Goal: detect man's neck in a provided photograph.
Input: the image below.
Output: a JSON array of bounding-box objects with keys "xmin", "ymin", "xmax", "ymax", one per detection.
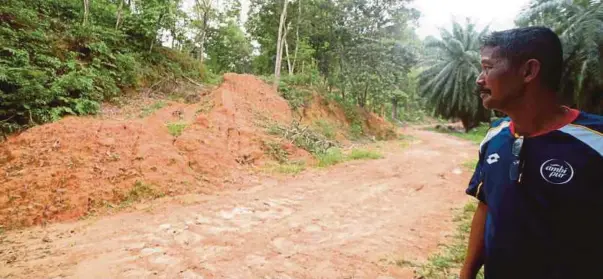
[{"xmin": 505, "ymin": 93, "xmax": 566, "ymax": 136}]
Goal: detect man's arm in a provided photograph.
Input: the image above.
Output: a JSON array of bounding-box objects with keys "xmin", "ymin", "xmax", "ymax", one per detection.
[{"xmin": 460, "ymin": 201, "xmax": 488, "ymax": 279}]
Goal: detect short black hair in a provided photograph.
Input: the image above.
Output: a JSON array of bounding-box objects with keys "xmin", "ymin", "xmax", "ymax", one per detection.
[{"xmin": 481, "ymin": 26, "xmax": 563, "ymax": 91}]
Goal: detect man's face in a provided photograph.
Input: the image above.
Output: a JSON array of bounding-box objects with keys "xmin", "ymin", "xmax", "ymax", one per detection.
[{"xmin": 476, "ymin": 46, "xmax": 524, "ymax": 112}]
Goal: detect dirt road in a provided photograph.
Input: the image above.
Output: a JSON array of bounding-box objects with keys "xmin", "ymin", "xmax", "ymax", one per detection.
[{"xmin": 0, "ymin": 128, "xmax": 476, "ymax": 279}]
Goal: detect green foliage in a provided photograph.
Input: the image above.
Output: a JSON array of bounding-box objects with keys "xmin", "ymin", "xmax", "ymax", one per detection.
[
  {"xmin": 349, "ymin": 123, "xmax": 364, "ymax": 139},
  {"xmin": 416, "ymin": 202, "xmax": 484, "ymax": 279},
  {"xmin": 0, "ymin": 0, "xmax": 205, "ymax": 134},
  {"xmin": 166, "ymin": 122, "xmax": 187, "ymax": 137},
  {"xmin": 419, "ymin": 20, "xmax": 491, "ymax": 131},
  {"xmin": 316, "ymin": 147, "xmax": 345, "ymax": 167},
  {"xmin": 120, "ymin": 181, "xmax": 164, "ymax": 207},
  {"xmin": 263, "ymin": 141, "xmax": 289, "ymax": 163},
  {"xmin": 205, "ymin": 20, "xmax": 253, "ymax": 74},
  {"xmin": 314, "ymin": 120, "xmax": 336, "ymax": 140},
  {"xmin": 247, "ymin": 0, "xmax": 421, "ymax": 114},
  {"xmin": 463, "ymin": 158, "xmax": 479, "ymax": 170},
  {"xmin": 278, "ymin": 82, "xmax": 313, "ymax": 110},
  {"xmin": 140, "ymin": 101, "xmax": 167, "ymax": 117},
  {"xmin": 431, "ymin": 123, "xmax": 489, "ymax": 144},
  {"xmin": 348, "ymin": 149, "xmax": 383, "ymax": 160},
  {"xmin": 517, "ymin": 0, "xmax": 603, "ymax": 114},
  {"xmin": 268, "ymin": 121, "xmax": 337, "ymax": 154},
  {"xmin": 265, "ymin": 160, "xmax": 306, "ymax": 175}
]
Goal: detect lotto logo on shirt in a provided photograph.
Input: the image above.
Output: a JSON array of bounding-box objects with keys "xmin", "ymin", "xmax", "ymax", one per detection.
[{"xmin": 540, "ymin": 159, "xmax": 575, "ymax": 184}]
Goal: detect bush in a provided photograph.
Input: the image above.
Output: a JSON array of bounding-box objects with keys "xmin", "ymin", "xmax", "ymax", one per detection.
[
  {"xmin": 348, "ymin": 149, "xmax": 383, "ymax": 160},
  {"xmin": 166, "ymin": 122, "xmax": 187, "ymax": 137},
  {"xmin": 268, "ymin": 121, "xmax": 337, "ymax": 155},
  {"xmin": 316, "ymin": 148, "xmax": 345, "ymax": 167},
  {"xmin": 0, "ymin": 0, "xmax": 206, "ymax": 135},
  {"xmin": 314, "ymin": 119, "xmax": 337, "ymax": 140}
]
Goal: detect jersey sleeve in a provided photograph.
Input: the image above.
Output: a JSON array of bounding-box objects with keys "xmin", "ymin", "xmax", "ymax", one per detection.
[{"xmin": 465, "ymin": 150, "xmax": 486, "ymax": 203}]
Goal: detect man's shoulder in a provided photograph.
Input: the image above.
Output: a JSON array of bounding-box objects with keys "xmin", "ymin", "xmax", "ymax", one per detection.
[
  {"xmin": 558, "ymin": 111, "xmax": 603, "ymax": 157},
  {"xmin": 479, "ymin": 117, "xmax": 511, "ymax": 151},
  {"xmin": 490, "ymin": 117, "xmax": 512, "ymax": 129},
  {"xmin": 572, "ymin": 111, "xmax": 603, "ymax": 132}
]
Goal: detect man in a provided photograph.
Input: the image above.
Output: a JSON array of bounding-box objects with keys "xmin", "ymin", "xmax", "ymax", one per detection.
[{"xmin": 460, "ymin": 27, "xmax": 603, "ymax": 279}]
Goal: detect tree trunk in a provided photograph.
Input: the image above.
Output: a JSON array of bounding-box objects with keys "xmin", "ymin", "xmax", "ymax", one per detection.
[
  {"xmin": 83, "ymin": 0, "xmax": 90, "ymax": 26},
  {"xmin": 291, "ymin": 0, "xmax": 301, "ymax": 73},
  {"xmin": 149, "ymin": 12, "xmax": 165, "ymax": 53},
  {"xmin": 273, "ymin": 0, "xmax": 288, "ymax": 91},
  {"xmin": 285, "ymin": 37, "xmax": 292, "ymax": 75},
  {"xmin": 115, "ymin": 0, "xmax": 124, "ymax": 29},
  {"xmin": 391, "ymin": 98, "xmax": 398, "ymax": 120},
  {"xmin": 195, "ymin": 0, "xmax": 211, "ymax": 63}
]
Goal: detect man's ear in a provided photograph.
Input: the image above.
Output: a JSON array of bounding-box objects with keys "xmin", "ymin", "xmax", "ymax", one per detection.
[{"xmin": 522, "ymin": 59, "xmax": 541, "ymax": 83}]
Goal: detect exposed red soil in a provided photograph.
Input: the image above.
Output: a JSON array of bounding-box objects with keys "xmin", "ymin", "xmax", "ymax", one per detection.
[
  {"xmin": 301, "ymin": 95, "xmax": 398, "ymax": 141},
  {"xmin": 0, "ymin": 128, "xmax": 477, "ymax": 279},
  {"xmin": 0, "ymin": 74, "xmax": 310, "ymax": 229}
]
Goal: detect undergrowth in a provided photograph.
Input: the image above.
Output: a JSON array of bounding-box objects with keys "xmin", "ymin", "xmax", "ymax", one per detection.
[
  {"xmin": 415, "ymin": 202, "xmax": 484, "ymax": 279},
  {"xmin": 314, "ymin": 119, "xmax": 337, "ymax": 140},
  {"xmin": 317, "ymin": 147, "xmax": 383, "ymax": 168},
  {"xmin": 268, "ymin": 121, "xmax": 337, "ymax": 155},
  {"xmin": 140, "ymin": 101, "xmax": 167, "ymax": 118},
  {"xmin": 348, "ymin": 149, "xmax": 383, "ymax": 160},
  {"xmin": 430, "ymin": 123, "xmax": 490, "ymax": 144},
  {"xmin": 119, "ymin": 181, "xmax": 164, "ymax": 208},
  {"xmin": 166, "ymin": 122, "xmax": 188, "ymax": 137},
  {"xmin": 0, "ymin": 0, "xmax": 205, "ymax": 135},
  {"xmin": 264, "ymin": 160, "xmax": 307, "ymax": 175},
  {"xmin": 316, "ymin": 148, "xmax": 345, "ymax": 167},
  {"xmin": 463, "ymin": 159, "xmax": 479, "ymax": 170}
]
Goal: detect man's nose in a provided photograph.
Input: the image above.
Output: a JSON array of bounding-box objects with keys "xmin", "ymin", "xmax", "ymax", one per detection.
[{"xmin": 476, "ymin": 71, "xmax": 485, "ymax": 86}]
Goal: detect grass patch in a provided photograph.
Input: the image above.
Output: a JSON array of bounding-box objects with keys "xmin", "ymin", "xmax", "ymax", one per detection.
[
  {"xmin": 263, "ymin": 141, "xmax": 289, "ymax": 163},
  {"xmin": 316, "ymin": 147, "xmax": 382, "ymax": 168},
  {"xmin": 265, "ymin": 160, "xmax": 307, "ymax": 175},
  {"xmin": 348, "ymin": 149, "xmax": 383, "ymax": 160},
  {"xmin": 316, "ymin": 148, "xmax": 345, "ymax": 167},
  {"xmin": 140, "ymin": 101, "xmax": 167, "ymax": 117},
  {"xmin": 166, "ymin": 122, "xmax": 188, "ymax": 137},
  {"xmin": 267, "ymin": 121, "xmax": 337, "ymax": 155},
  {"xmin": 430, "ymin": 124, "xmax": 490, "ymax": 144},
  {"xmin": 349, "ymin": 122, "xmax": 364, "ymax": 139},
  {"xmin": 463, "ymin": 159, "xmax": 479, "ymax": 170},
  {"xmin": 314, "ymin": 119, "xmax": 337, "ymax": 140},
  {"xmin": 415, "ymin": 202, "xmax": 484, "ymax": 279},
  {"xmin": 120, "ymin": 181, "xmax": 164, "ymax": 208}
]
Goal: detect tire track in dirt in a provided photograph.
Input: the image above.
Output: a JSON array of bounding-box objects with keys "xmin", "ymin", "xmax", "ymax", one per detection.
[{"xmin": 0, "ymin": 128, "xmax": 477, "ymax": 279}]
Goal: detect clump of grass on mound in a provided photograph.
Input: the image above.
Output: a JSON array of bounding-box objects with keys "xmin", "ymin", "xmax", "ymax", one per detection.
[
  {"xmin": 268, "ymin": 121, "xmax": 337, "ymax": 155},
  {"xmin": 119, "ymin": 181, "xmax": 165, "ymax": 208},
  {"xmin": 140, "ymin": 101, "xmax": 167, "ymax": 117},
  {"xmin": 314, "ymin": 119, "xmax": 337, "ymax": 140},
  {"xmin": 166, "ymin": 122, "xmax": 188, "ymax": 137}
]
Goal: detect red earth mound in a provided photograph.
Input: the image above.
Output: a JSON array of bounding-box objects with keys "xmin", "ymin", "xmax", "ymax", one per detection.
[
  {"xmin": 301, "ymin": 95, "xmax": 397, "ymax": 140},
  {"xmin": 0, "ymin": 74, "xmax": 301, "ymax": 228}
]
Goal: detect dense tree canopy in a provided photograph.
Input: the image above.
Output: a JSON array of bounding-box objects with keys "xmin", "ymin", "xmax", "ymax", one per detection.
[
  {"xmin": 2, "ymin": 0, "xmax": 600, "ymax": 136},
  {"xmin": 517, "ymin": 0, "xmax": 603, "ymax": 114},
  {"xmin": 418, "ymin": 21, "xmax": 490, "ymax": 131}
]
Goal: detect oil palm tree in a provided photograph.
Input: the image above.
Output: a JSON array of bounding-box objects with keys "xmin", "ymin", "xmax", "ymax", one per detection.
[
  {"xmin": 419, "ymin": 20, "xmax": 490, "ymax": 132},
  {"xmin": 517, "ymin": 0, "xmax": 603, "ymax": 114}
]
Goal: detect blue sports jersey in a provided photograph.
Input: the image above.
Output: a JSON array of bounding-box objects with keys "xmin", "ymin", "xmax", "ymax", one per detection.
[{"xmin": 466, "ymin": 111, "xmax": 603, "ymax": 279}]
